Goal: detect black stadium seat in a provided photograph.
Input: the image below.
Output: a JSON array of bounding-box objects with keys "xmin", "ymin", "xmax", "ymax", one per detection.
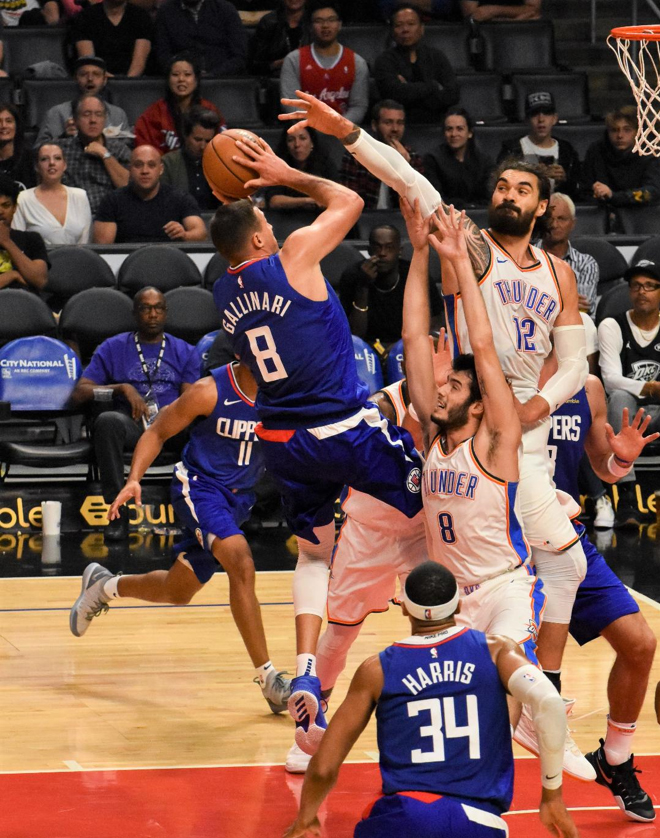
[
  {"xmin": 118, "ymin": 246, "xmax": 202, "ymax": 296},
  {"xmin": 46, "ymin": 247, "xmax": 116, "ymax": 310},
  {"xmin": 572, "ymin": 205, "xmax": 607, "ymax": 236},
  {"xmin": 405, "ymin": 125, "xmax": 444, "ymax": 158},
  {"xmin": 0, "ymin": 290, "xmax": 57, "ymax": 346},
  {"xmin": 106, "ymin": 78, "xmax": 164, "ymax": 127},
  {"xmin": 357, "ymin": 210, "xmax": 408, "ymax": 240},
  {"xmin": 424, "ymin": 23, "xmax": 473, "ymax": 73},
  {"xmin": 164, "ymin": 287, "xmax": 220, "ymax": 345},
  {"xmin": 617, "ymin": 206, "xmax": 660, "ymax": 236},
  {"xmin": 553, "ymin": 124, "xmax": 604, "ymax": 161},
  {"xmin": 340, "ymin": 25, "xmax": 391, "ymax": 71},
  {"xmin": 202, "ymin": 78, "xmax": 263, "ymax": 128},
  {"xmin": 23, "ymin": 79, "xmax": 79, "ymax": 130},
  {"xmin": 203, "ymin": 252, "xmax": 230, "ymax": 289},
  {"xmin": 474, "ymin": 123, "xmax": 526, "ymax": 159},
  {"xmin": 0, "ymin": 77, "xmax": 14, "ymax": 108},
  {"xmin": 456, "ymin": 73, "xmax": 506, "ymax": 124},
  {"xmin": 321, "ymin": 242, "xmax": 363, "ymax": 289},
  {"xmin": 595, "ymin": 282, "xmax": 630, "ymax": 325},
  {"xmin": 571, "ymin": 237, "xmax": 628, "ymax": 287},
  {"xmin": 3, "ymin": 28, "xmax": 66, "ymax": 76},
  {"xmin": 59, "ymin": 287, "xmax": 134, "ymax": 363},
  {"xmin": 511, "ymin": 73, "xmax": 590, "ymax": 124},
  {"xmin": 479, "ymin": 20, "xmax": 557, "ymax": 73},
  {"xmin": 631, "ymin": 236, "xmax": 660, "ymax": 266}
]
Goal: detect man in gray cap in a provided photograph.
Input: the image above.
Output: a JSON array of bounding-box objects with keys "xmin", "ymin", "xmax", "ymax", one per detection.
[
  {"xmin": 35, "ymin": 57, "xmax": 130, "ymax": 147},
  {"xmin": 598, "ymin": 259, "xmax": 660, "ymax": 526}
]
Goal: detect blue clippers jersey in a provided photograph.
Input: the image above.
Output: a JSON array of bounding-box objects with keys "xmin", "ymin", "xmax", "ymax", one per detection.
[
  {"xmin": 213, "ymin": 254, "xmax": 368, "ymax": 426},
  {"xmin": 182, "ymin": 363, "xmax": 263, "ymax": 491},
  {"xmin": 548, "ymin": 387, "xmax": 591, "ymax": 504},
  {"xmin": 376, "ymin": 627, "xmax": 514, "ymax": 813}
]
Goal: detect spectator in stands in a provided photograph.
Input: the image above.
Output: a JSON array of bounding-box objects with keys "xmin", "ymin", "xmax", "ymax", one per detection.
[
  {"xmin": 0, "ymin": 174, "xmax": 48, "ymax": 292},
  {"xmin": 73, "ymin": 0, "xmax": 153, "ymax": 77},
  {"xmin": 265, "ymin": 126, "xmax": 336, "ymax": 210},
  {"xmin": 460, "ymin": 0, "xmax": 540, "ymax": 21},
  {"xmin": 377, "ymin": 0, "xmax": 459, "ymax": 18},
  {"xmin": 72, "ymin": 287, "xmax": 200, "ymax": 540},
  {"xmin": 598, "ymin": 260, "xmax": 660, "ymax": 527},
  {"xmin": 12, "ymin": 143, "xmax": 92, "ymax": 245},
  {"xmin": 60, "ymin": 95, "xmax": 131, "ymax": 215},
  {"xmin": 248, "ymin": 0, "xmax": 309, "ymax": 77},
  {"xmin": 583, "ymin": 105, "xmax": 660, "ymax": 216},
  {"xmin": 339, "ymin": 99, "xmax": 423, "ymax": 210},
  {"xmin": 280, "ymin": 1, "xmax": 369, "ymax": 125},
  {"xmin": 339, "ymin": 222, "xmax": 442, "ymax": 346},
  {"xmin": 497, "ymin": 92, "xmax": 581, "ymax": 199},
  {"xmin": 161, "ymin": 107, "xmax": 221, "ymax": 210},
  {"xmin": 0, "ymin": 0, "xmax": 59, "ymax": 26},
  {"xmin": 424, "ymin": 107, "xmax": 492, "ymax": 208},
  {"xmin": 154, "ymin": 0, "xmax": 247, "ymax": 76},
  {"xmin": 373, "ymin": 4, "xmax": 459, "ymax": 125},
  {"xmin": 36, "ymin": 57, "xmax": 130, "ymax": 148},
  {"xmin": 537, "ymin": 192, "xmax": 598, "ymax": 318},
  {"xmin": 94, "ymin": 145, "xmax": 206, "ymax": 243},
  {"xmin": 0, "ymin": 103, "xmax": 35, "ymax": 191},
  {"xmin": 135, "ymin": 53, "xmax": 225, "ymax": 156}
]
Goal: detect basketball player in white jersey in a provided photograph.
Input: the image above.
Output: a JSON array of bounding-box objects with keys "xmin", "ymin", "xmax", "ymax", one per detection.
[
  {"xmin": 279, "ymin": 91, "xmax": 590, "ymax": 736},
  {"xmin": 401, "ymin": 198, "xmax": 593, "ymax": 780}
]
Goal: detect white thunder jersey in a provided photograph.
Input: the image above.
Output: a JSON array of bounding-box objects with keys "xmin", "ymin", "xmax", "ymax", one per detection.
[
  {"xmin": 422, "ymin": 435, "xmax": 531, "ymax": 589},
  {"xmin": 445, "ymin": 231, "xmax": 563, "ymax": 403}
]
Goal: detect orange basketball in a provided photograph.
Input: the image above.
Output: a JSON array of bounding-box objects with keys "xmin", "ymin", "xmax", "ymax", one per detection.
[{"xmin": 202, "ymin": 129, "xmax": 264, "ymax": 200}]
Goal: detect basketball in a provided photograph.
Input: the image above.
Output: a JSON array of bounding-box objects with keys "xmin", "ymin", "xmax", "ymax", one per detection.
[{"xmin": 202, "ymin": 129, "xmax": 264, "ymax": 200}]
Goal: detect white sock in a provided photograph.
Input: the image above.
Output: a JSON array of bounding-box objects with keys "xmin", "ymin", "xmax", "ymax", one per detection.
[
  {"xmin": 296, "ymin": 653, "xmax": 316, "ymax": 678},
  {"xmin": 102, "ymin": 575, "xmax": 120, "ymax": 599},
  {"xmin": 604, "ymin": 717, "xmax": 636, "ymax": 765},
  {"xmin": 255, "ymin": 660, "xmax": 273, "ymax": 688}
]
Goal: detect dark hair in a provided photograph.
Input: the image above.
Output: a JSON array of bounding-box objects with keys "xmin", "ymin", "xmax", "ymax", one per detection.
[
  {"xmin": 390, "ymin": 3, "xmax": 423, "ymax": 24},
  {"xmin": 34, "ymin": 142, "xmax": 66, "ymax": 181},
  {"xmin": 452, "ymin": 353, "xmax": 481, "ymax": 403},
  {"xmin": 605, "ymin": 104, "xmax": 637, "ymax": 131},
  {"xmin": 308, "ymin": 1, "xmax": 341, "ymax": 18},
  {"xmin": 73, "ymin": 94, "xmax": 107, "ymax": 119},
  {"xmin": 210, "ymin": 199, "xmax": 260, "ymax": 262},
  {"xmin": 183, "ymin": 106, "xmax": 221, "ymax": 138},
  {"xmin": 0, "ymin": 173, "xmax": 19, "ymax": 203},
  {"xmin": 405, "ymin": 561, "xmax": 458, "ymax": 609},
  {"xmin": 371, "ymin": 99, "xmax": 405, "ymax": 123},
  {"xmin": 443, "ymin": 106, "xmax": 478, "ymax": 159},
  {"xmin": 0, "ymin": 102, "xmax": 24, "ymax": 157},
  {"xmin": 275, "ymin": 125, "xmax": 324, "ymax": 172},
  {"xmin": 368, "ymin": 223, "xmax": 401, "ymax": 247},
  {"xmin": 490, "ymin": 158, "xmax": 551, "ymax": 204},
  {"xmin": 165, "ymin": 52, "xmax": 203, "ymax": 145}
]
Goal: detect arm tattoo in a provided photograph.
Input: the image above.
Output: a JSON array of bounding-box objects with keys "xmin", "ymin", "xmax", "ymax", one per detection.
[
  {"xmin": 341, "ymin": 125, "xmax": 361, "ymax": 145},
  {"xmin": 441, "ymin": 201, "xmax": 491, "ymax": 279}
]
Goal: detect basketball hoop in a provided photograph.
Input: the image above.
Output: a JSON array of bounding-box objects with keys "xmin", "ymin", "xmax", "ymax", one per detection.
[{"xmin": 609, "ymin": 25, "xmax": 660, "ymax": 155}]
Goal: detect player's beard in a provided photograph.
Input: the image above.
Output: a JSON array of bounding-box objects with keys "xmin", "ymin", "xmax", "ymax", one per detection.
[
  {"xmin": 431, "ymin": 397, "xmax": 472, "ymax": 433},
  {"xmin": 488, "ymin": 201, "xmax": 537, "ymax": 237}
]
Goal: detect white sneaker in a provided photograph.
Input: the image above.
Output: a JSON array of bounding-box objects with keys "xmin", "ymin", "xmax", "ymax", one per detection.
[
  {"xmin": 513, "ymin": 704, "xmax": 597, "ymax": 782},
  {"xmin": 69, "ymin": 563, "xmax": 113, "ymax": 637},
  {"xmin": 256, "ymin": 668, "xmax": 291, "ymax": 714},
  {"xmin": 594, "ymin": 495, "xmax": 615, "ymax": 529},
  {"xmin": 285, "ymin": 742, "xmax": 312, "ymax": 774}
]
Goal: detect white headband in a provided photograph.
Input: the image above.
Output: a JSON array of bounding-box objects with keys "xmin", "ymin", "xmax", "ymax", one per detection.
[{"xmin": 402, "ymin": 586, "xmax": 460, "ymax": 621}]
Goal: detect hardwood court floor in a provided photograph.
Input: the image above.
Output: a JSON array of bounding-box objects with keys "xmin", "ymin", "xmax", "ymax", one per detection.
[{"xmin": 1, "ymin": 572, "xmax": 659, "ymax": 836}]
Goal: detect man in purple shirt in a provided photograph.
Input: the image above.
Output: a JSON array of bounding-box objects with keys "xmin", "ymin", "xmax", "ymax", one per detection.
[{"xmin": 72, "ymin": 286, "xmax": 199, "ymax": 540}]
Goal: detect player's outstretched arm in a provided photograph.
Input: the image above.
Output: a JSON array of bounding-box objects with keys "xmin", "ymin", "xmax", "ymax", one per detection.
[
  {"xmin": 284, "ymin": 656, "xmax": 382, "ymax": 838},
  {"xmin": 108, "ymin": 377, "xmax": 217, "ymax": 520},
  {"xmin": 584, "ymin": 375, "xmax": 660, "ymax": 483}
]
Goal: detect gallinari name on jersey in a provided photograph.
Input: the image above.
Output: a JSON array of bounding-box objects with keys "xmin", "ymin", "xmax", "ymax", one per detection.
[
  {"xmin": 402, "ymin": 658, "xmax": 476, "ymax": 696},
  {"xmin": 221, "ymin": 286, "xmax": 292, "ymax": 335},
  {"xmin": 493, "ymin": 279, "xmax": 558, "ymax": 323}
]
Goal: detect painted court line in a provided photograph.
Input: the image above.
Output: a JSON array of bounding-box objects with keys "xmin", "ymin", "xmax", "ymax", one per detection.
[
  {"xmin": 63, "ymin": 761, "xmax": 83, "ymax": 771},
  {"xmin": 0, "ymin": 601, "xmax": 294, "ymax": 614}
]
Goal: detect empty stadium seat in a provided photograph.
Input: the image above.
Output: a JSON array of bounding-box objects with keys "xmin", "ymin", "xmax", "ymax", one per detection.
[
  {"xmin": 352, "ymin": 335, "xmax": 383, "ymax": 393},
  {"xmin": 203, "ymin": 252, "xmax": 230, "ymax": 289},
  {"xmin": 0, "ymin": 290, "xmax": 57, "ymax": 346},
  {"xmin": 46, "ymin": 246, "xmax": 116, "ymax": 310},
  {"xmin": 405, "ymin": 124, "xmax": 445, "ymax": 158},
  {"xmin": 595, "ymin": 282, "xmax": 630, "ymax": 324},
  {"xmin": 22, "ymin": 79, "xmax": 79, "ymax": 130},
  {"xmin": 194, "ymin": 329, "xmax": 220, "ymax": 375},
  {"xmin": 3, "ymin": 28, "xmax": 66, "ymax": 76},
  {"xmin": 321, "ymin": 242, "xmax": 363, "ymax": 289},
  {"xmin": 474, "ymin": 123, "xmax": 526, "ymax": 159},
  {"xmin": 573, "ymin": 205, "xmax": 607, "ymax": 236},
  {"xmin": 617, "ymin": 206, "xmax": 660, "ymax": 236},
  {"xmin": 423, "ymin": 23, "xmax": 472, "ymax": 72},
  {"xmin": 202, "ymin": 78, "xmax": 263, "ymax": 128},
  {"xmin": 456, "ymin": 73, "xmax": 506, "ymax": 124},
  {"xmin": 479, "ymin": 20, "xmax": 557, "ymax": 73},
  {"xmin": 464, "ymin": 207, "xmax": 489, "ymax": 229},
  {"xmin": 340, "ymin": 25, "xmax": 391, "ymax": 71},
  {"xmin": 511, "ymin": 73, "xmax": 590, "ymax": 124},
  {"xmin": 106, "ymin": 78, "xmax": 164, "ymax": 127},
  {"xmin": 0, "ymin": 77, "xmax": 14, "ymax": 108},
  {"xmin": 571, "ymin": 237, "xmax": 628, "ymax": 287},
  {"xmin": 554, "ymin": 123, "xmax": 605, "ymax": 161},
  {"xmin": 59, "ymin": 287, "xmax": 134, "ymax": 364},
  {"xmin": 357, "ymin": 210, "xmax": 408, "ymax": 240},
  {"xmin": 266, "ymin": 208, "xmax": 320, "ymax": 239},
  {"xmin": 401, "ymin": 240, "xmax": 441, "ymax": 283},
  {"xmin": 163, "ymin": 287, "xmax": 220, "ymax": 345},
  {"xmin": 118, "ymin": 246, "xmax": 202, "ymax": 296}
]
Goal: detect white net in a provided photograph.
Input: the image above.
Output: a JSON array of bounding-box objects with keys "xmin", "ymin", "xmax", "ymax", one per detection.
[{"xmin": 608, "ymin": 28, "xmax": 660, "ymax": 155}]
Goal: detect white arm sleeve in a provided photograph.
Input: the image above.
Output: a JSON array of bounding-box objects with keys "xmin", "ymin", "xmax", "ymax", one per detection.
[
  {"xmin": 508, "ymin": 665, "xmax": 565, "ymax": 790},
  {"xmin": 344, "ymin": 130, "xmax": 442, "ymax": 219},
  {"xmin": 538, "ymin": 324, "xmax": 588, "ymax": 413}
]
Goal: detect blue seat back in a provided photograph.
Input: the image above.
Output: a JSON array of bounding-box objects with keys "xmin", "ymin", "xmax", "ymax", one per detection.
[
  {"xmin": 352, "ymin": 335, "xmax": 383, "ymax": 394},
  {"xmin": 194, "ymin": 330, "xmax": 220, "ymax": 375},
  {"xmin": 386, "ymin": 338, "xmax": 405, "ymax": 384},
  {"xmin": 0, "ymin": 336, "xmax": 81, "ymax": 410}
]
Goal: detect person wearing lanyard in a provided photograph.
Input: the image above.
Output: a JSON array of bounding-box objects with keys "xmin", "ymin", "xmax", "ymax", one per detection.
[{"xmin": 72, "ymin": 286, "xmax": 200, "ymax": 540}]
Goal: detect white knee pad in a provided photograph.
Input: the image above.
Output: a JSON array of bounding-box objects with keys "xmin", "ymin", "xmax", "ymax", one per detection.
[
  {"xmin": 533, "ymin": 542, "xmax": 586, "ymax": 624},
  {"xmin": 316, "ymin": 622, "xmax": 363, "ymax": 691},
  {"xmin": 293, "ymin": 523, "xmax": 335, "ymax": 618}
]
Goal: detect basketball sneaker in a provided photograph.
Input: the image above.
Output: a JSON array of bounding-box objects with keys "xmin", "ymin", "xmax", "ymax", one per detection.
[
  {"xmin": 593, "ymin": 495, "xmax": 615, "ymax": 529},
  {"xmin": 513, "ymin": 704, "xmax": 596, "ymax": 782},
  {"xmin": 285, "ymin": 742, "xmax": 312, "ymax": 774},
  {"xmin": 256, "ymin": 669, "xmax": 291, "ymax": 714},
  {"xmin": 585, "ymin": 739, "xmax": 655, "ymax": 821},
  {"xmin": 69, "ymin": 563, "xmax": 113, "ymax": 637},
  {"xmin": 288, "ymin": 675, "xmax": 327, "ymax": 756}
]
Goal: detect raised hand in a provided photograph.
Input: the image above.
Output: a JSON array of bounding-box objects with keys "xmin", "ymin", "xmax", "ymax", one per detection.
[
  {"xmin": 399, "ymin": 196, "xmax": 430, "ymax": 251},
  {"xmin": 605, "ymin": 407, "xmax": 660, "ymax": 464},
  {"xmin": 279, "ymin": 90, "xmax": 354, "ymax": 139},
  {"xmin": 431, "ymin": 328, "xmax": 452, "ymax": 387},
  {"xmin": 428, "ymin": 205, "xmax": 469, "ymax": 263},
  {"xmin": 108, "ymin": 479, "xmax": 142, "ymax": 521},
  {"xmin": 233, "ymin": 138, "xmax": 291, "ymax": 190}
]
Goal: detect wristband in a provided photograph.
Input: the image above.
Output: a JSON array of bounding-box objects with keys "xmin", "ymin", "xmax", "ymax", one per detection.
[
  {"xmin": 352, "ymin": 301, "xmax": 368, "ymax": 312},
  {"xmin": 102, "ymin": 150, "xmax": 112, "ymax": 160},
  {"xmin": 608, "ymin": 453, "xmax": 633, "ymax": 479}
]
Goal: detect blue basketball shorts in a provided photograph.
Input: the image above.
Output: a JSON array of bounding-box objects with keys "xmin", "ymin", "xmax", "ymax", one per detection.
[
  {"xmin": 355, "ymin": 793, "xmax": 508, "ymax": 838},
  {"xmin": 170, "ymin": 462, "xmax": 255, "ymax": 584},
  {"xmin": 569, "ymin": 523, "xmax": 639, "ymax": 646},
  {"xmin": 255, "ymin": 405, "xmax": 423, "ymax": 542}
]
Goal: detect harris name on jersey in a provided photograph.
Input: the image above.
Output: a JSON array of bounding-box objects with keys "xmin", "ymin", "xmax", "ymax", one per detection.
[{"xmin": 400, "ymin": 655, "xmax": 476, "ymax": 697}]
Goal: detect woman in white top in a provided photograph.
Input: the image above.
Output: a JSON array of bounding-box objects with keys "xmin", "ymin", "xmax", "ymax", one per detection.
[{"xmin": 12, "ymin": 143, "xmax": 92, "ymax": 245}]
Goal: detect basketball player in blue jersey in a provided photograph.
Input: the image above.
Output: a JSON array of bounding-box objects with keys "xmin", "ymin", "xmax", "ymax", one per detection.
[
  {"xmin": 69, "ymin": 362, "xmax": 291, "ymax": 714},
  {"xmin": 284, "ymin": 562, "xmax": 578, "ymax": 838},
  {"xmin": 518, "ymin": 354, "xmax": 658, "ymax": 821},
  {"xmin": 209, "ymin": 139, "xmax": 423, "ymax": 755}
]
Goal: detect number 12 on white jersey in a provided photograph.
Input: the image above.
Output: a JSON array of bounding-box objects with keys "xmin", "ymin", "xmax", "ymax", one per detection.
[
  {"xmin": 246, "ymin": 326, "xmax": 288, "ymax": 383},
  {"xmin": 407, "ymin": 694, "xmax": 481, "ymax": 762}
]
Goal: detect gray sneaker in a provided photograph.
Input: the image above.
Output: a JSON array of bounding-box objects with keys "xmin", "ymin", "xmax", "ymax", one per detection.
[
  {"xmin": 256, "ymin": 668, "xmax": 291, "ymax": 714},
  {"xmin": 69, "ymin": 563, "xmax": 113, "ymax": 637}
]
